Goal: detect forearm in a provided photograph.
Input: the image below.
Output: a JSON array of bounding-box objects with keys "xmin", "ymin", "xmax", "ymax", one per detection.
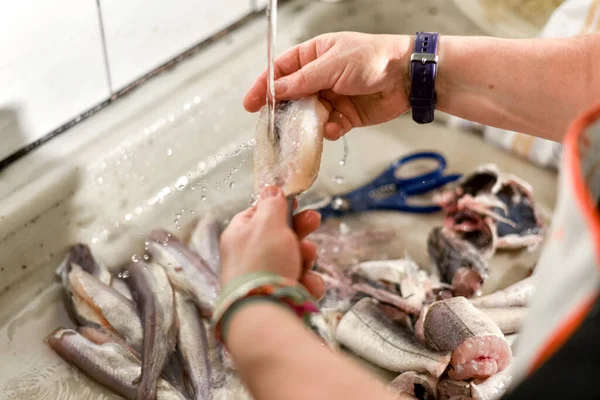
[
  {"xmin": 226, "ymin": 302, "xmax": 395, "ymax": 400},
  {"xmin": 430, "ymin": 34, "xmax": 600, "ymax": 142}
]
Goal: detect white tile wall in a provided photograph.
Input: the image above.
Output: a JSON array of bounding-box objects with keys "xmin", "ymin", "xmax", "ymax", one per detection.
[
  {"xmin": 100, "ymin": 0, "xmax": 251, "ymax": 92},
  {"xmin": 0, "ymin": 0, "xmax": 110, "ymax": 163}
]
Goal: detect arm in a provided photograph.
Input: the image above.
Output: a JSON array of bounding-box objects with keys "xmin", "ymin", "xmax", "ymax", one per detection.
[
  {"xmin": 431, "ymin": 33, "xmax": 600, "ymax": 142},
  {"xmin": 226, "ymin": 301, "xmax": 396, "ymax": 400}
]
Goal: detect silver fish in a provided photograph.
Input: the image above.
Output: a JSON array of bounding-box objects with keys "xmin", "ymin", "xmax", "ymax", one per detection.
[
  {"xmin": 388, "ymin": 371, "xmax": 438, "ymax": 400},
  {"xmin": 427, "ymin": 227, "xmax": 488, "ymax": 298},
  {"xmin": 478, "ymin": 307, "xmax": 528, "ymax": 335},
  {"xmin": 127, "ymin": 260, "xmax": 177, "ymax": 400},
  {"xmin": 67, "ymin": 264, "xmax": 144, "ymax": 352},
  {"xmin": 174, "ymin": 290, "xmax": 212, "ymax": 400},
  {"xmin": 422, "ymin": 297, "xmax": 511, "ymax": 381},
  {"xmin": 111, "ymin": 275, "xmax": 134, "ymax": 301},
  {"xmin": 56, "ymin": 243, "xmax": 112, "ymax": 285},
  {"xmin": 336, "ymin": 298, "xmax": 451, "ymax": 377},
  {"xmin": 187, "ymin": 213, "xmax": 222, "ymax": 276},
  {"xmin": 46, "ymin": 328, "xmax": 186, "ymax": 400},
  {"xmin": 253, "ymin": 95, "xmax": 328, "ymax": 197},
  {"xmin": 147, "ymin": 229, "xmax": 219, "ymax": 317},
  {"xmin": 469, "ymin": 277, "xmax": 535, "ymax": 308}
]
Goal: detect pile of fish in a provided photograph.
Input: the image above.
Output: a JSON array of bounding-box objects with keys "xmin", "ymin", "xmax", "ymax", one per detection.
[
  {"xmin": 427, "ymin": 165, "xmax": 545, "ymax": 297},
  {"xmin": 46, "ymin": 213, "xmax": 255, "ymax": 400}
]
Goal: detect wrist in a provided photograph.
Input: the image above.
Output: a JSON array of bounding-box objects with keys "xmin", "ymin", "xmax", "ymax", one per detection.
[{"xmin": 388, "ymin": 35, "xmax": 414, "ymax": 100}]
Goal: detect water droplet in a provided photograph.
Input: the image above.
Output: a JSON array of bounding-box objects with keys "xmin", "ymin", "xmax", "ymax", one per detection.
[
  {"xmin": 201, "ymin": 195, "xmax": 207, "ymax": 201},
  {"xmin": 339, "ymin": 222, "xmax": 351, "ymax": 235},
  {"xmin": 175, "ymin": 176, "xmax": 189, "ymax": 190},
  {"xmin": 339, "ymin": 159, "xmax": 346, "ymax": 166},
  {"xmin": 122, "ymin": 270, "xmax": 130, "ymax": 278},
  {"xmin": 202, "ymin": 186, "xmax": 207, "ymax": 191},
  {"xmin": 198, "ymin": 161, "xmax": 207, "ymax": 170},
  {"xmin": 216, "ymin": 182, "xmax": 221, "ymax": 189},
  {"xmin": 135, "ymin": 207, "xmax": 143, "ymax": 215},
  {"xmin": 131, "ymin": 254, "xmax": 140, "ymax": 262},
  {"xmin": 333, "ymin": 175, "xmax": 345, "ymax": 184},
  {"xmin": 91, "ymin": 237, "xmax": 98, "ymax": 244},
  {"xmin": 142, "ymin": 254, "xmax": 150, "ymax": 261},
  {"xmin": 229, "ymin": 181, "xmax": 235, "ymax": 189},
  {"xmin": 183, "ymin": 103, "xmax": 191, "ymax": 111},
  {"xmin": 193, "ymin": 96, "xmax": 201, "ymax": 104},
  {"xmin": 178, "ymin": 251, "xmax": 183, "ymax": 256},
  {"xmin": 125, "ymin": 214, "xmax": 133, "ymax": 221},
  {"xmin": 96, "ymin": 177, "xmax": 104, "ymax": 185},
  {"xmin": 166, "ymin": 148, "xmax": 173, "ymax": 156}
]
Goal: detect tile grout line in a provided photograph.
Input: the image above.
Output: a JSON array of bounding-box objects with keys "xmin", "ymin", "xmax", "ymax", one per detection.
[{"xmin": 95, "ymin": 0, "xmax": 114, "ymax": 95}]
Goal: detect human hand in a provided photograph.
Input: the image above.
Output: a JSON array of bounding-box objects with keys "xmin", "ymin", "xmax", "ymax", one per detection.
[
  {"xmin": 244, "ymin": 32, "xmax": 413, "ymax": 140},
  {"xmin": 219, "ymin": 185, "xmax": 324, "ymax": 299}
]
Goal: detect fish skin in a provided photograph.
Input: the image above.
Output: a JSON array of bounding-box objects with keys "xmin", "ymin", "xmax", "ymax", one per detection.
[
  {"xmin": 45, "ymin": 328, "xmax": 186, "ymax": 400},
  {"xmin": 67, "ymin": 264, "xmax": 144, "ymax": 352},
  {"xmin": 174, "ymin": 290, "xmax": 212, "ymax": 400},
  {"xmin": 187, "ymin": 213, "xmax": 223, "ymax": 276},
  {"xmin": 253, "ymin": 95, "xmax": 328, "ymax": 197},
  {"xmin": 56, "ymin": 243, "xmax": 112, "ymax": 286},
  {"xmin": 147, "ymin": 229, "xmax": 219, "ymax": 317},
  {"xmin": 336, "ymin": 298, "xmax": 451, "ymax": 378},
  {"xmin": 469, "ymin": 277, "xmax": 534, "ymax": 308},
  {"xmin": 477, "ymin": 307, "xmax": 528, "ymax": 335},
  {"xmin": 163, "ymin": 351, "xmax": 190, "ymax": 399},
  {"xmin": 427, "ymin": 227, "xmax": 488, "ymax": 298},
  {"xmin": 111, "ymin": 275, "xmax": 134, "ymax": 301},
  {"xmin": 388, "ymin": 371, "xmax": 438, "ymax": 399},
  {"xmin": 422, "ymin": 297, "xmax": 511, "ymax": 381},
  {"xmin": 127, "ymin": 260, "xmax": 178, "ymax": 400}
]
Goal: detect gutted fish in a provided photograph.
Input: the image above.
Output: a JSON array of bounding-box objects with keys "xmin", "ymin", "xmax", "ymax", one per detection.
[
  {"xmin": 147, "ymin": 229, "xmax": 219, "ymax": 317},
  {"xmin": 442, "ymin": 208, "xmax": 497, "ymax": 259},
  {"xmin": 56, "ymin": 243, "xmax": 112, "ymax": 285},
  {"xmin": 469, "ymin": 277, "xmax": 534, "ymax": 308},
  {"xmin": 336, "ymin": 298, "xmax": 451, "ymax": 377},
  {"xmin": 470, "ymin": 361, "xmax": 515, "ymax": 400},
  {"xmin": 163, "ymin": 352, "xmax": 189, "ymax": 399},
  {"xmin": 388, "ymin": 371, "xmax": 437, "ymax": 400},
  {"xmin": 478, "ymin": 307, "xmax": 528, "ymax": 335},
  {"xmin": 127, "ymin": 260, "xmax": 177, "ymax": 400},
  {"xmin": 427, "ymin": 227, "xmax": 488, "ymax": 298},
  {"xmin": 174, "ymin": 290, "xmax": 212, "ymax": 400},
  {"xmin": 437, "ymin": 379, "xmax": 471, "ymax": 400},
  {"xmin": 253, "ymin": 95, "xmax": 329, "ymax": 197},
  {"xmin": 422, "ymin": 297, "xmax": 512, "ymax": 380},
  {"xmin": 46, "ymin": 328, "xmax": 187, "ymax": 400},
  {"xmin": 111, "ymin": 274, "xmax": 134, "ymax": 301},
  {"xmin": 186, "ymin": 213, "xmax": 222, "ymax": 275},
  {"xmin": 351, "ymin": 280, "xmax": 423, "ymax": 316},
  {"xmin": 67, "ymin": 264, "xmax": 144, "ymax": 351}
]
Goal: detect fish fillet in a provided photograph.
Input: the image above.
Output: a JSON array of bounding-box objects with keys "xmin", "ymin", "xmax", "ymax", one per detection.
[
  {"xmin": 422, "ymin": 297, "xmax": 512, "ymax": 381},
  {"xmin": 252, "ymin": 95, "xmax": 328, "ymax": 197},
  {"xmin": 336, "ymin": 298, "xmax": 451, "ymax": 377},
  {"xmin": 469, "ymin": 277, "xmax": 534, "ymax": 308},
  {"xmin": 388, "ymin": 371, "xmax": 437, "ymax": 399},
  {"xmin": 45, "ymin": 328, "xmax": 186, "ymax": 400},
  {"xmin": 127, "ymin": 260, "xmax": 177, "ymax": 400}
]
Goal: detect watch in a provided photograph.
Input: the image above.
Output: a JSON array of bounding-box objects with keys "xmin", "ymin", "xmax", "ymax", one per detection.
[{"xmin": 409, "ymin": 32, "xmax": 440, "ymax": 124}]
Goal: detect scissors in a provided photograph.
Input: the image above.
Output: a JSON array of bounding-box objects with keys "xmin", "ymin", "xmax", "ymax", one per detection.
[{"xmin": 307, "ymin": 151, "xmax": 462, "ymax": 220}]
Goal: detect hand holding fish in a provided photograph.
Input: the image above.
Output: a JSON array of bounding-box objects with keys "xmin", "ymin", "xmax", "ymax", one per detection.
[{"xmin": 220, "ymin": 184, "xmax": 325, "ymax": 299}]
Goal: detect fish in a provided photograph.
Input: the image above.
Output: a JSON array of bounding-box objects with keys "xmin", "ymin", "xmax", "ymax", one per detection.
[
  {"xmin": 252, "ymin": 95, "xmax": 329, "ymax": 197},
  {"xmin": 470, "ymin": 361, "xmax": 516, "ymax": 400},
  {"xmin": 55, "ymin": 243, "xmax": 112, "ymax": 285},
  {"xmin": 421, "ymin": 297, "xmax": 512, "ymax": 381},
  {"xmin": 427, "ymin": 227, "xmax": 488, "ymax": 298},
  {"xmin": 477, "ymin": 307, "xmax": 528, "ymax": 335},
  {"xmin": 163, "ymin": 352, "xmax": 190, "ymax": 399},
  {"xmin": 67, "ymin": 264, "xmax": 144, "ymax": 352},
  {"xmin": 127, "ymin": 259, "xmax": 177, "ymax": 400},
  {"xmin": 186, "ymin": 213, "xmax": 223, "ymax": 275},
  {"xmin": 174, "ymin": 290, "xmax": 212, "ymax": 400},
  {"xmin": 437, "ymin": 379, "xmax": 471, "ymax": 400},
  {"xmin": 351, "ymin": 280, "xmax": 423, "ymax": 316},
  {"xmin": 469, "ymin": 277, "xmax": 535, "ymax": 308},
  {"xmin": 111, "ymin": 274, "xmax": 134, "ymax": 301},
  {"xmin": 146, "ymin": 229, "xmax": 219, "ymax": 317},
  {"xmin": 388, "ymin": 371, "xmax": 437, "ymax": 400},
  {"xmin": 335, "ymin": 298, "xmax": 451, "ymax": 377},
  {"xmin": 45, "ymin": 328, "xmax": 186, "ymax": 400}
]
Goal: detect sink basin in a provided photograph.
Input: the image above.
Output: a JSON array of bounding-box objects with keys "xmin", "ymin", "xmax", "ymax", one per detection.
[{"xmin": 288, "ymin": 0, "xmax": 486, "ymax": 43}]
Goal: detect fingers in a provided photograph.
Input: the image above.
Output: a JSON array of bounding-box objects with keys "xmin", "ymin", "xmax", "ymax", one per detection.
[
  {"xmin": 254, "ymin": 185, "xmax": 289, "ymax": 229},
  {"xmin": 301, "ymin": 271, "xmax": 325, "ymax": 299},
  {"xmin": 293, "ymin": 210, "xmax": 321, "ymax": 239},
  {"xmin": 300, "ymin": 240, "xmax": 318, "ymax": 272},
  {"xmin": 243, "ymin": 38, "xmax": 335, "ymax": 112}
]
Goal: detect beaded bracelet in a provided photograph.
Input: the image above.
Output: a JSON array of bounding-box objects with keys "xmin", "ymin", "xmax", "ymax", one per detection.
[{"xmin": 212, "ymin": 272, "xmax": 320, "ymax": 345}]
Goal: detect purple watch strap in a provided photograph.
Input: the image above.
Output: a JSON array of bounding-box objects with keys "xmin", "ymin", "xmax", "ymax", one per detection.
[{"xmin": 409, "ymin": 32, "xmax": 440, "ymax": 124}]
